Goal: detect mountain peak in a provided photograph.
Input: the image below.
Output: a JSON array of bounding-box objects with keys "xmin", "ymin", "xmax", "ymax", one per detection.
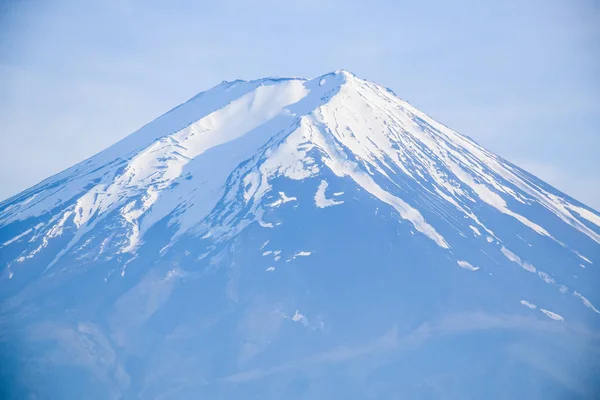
[
  {"xmin": 314, "ymin": 69, "xmax": 360, "ymax": 87},
  {"xmin": 331, "ymin": 68, "xmax": 358, "ymax": 79}
]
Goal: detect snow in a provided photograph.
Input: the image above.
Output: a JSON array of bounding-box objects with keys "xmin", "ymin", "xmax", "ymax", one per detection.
[
  {"xmin": 457, "ymin": 260, "xmax": 479, "ymax": 271},
  {"xmin": 573, "ymin": 291, "xmax": 600, "ymax": 314},
  {"xmin": 243, "ymin": 173, "xmax": 260, "ymax": 202},
  {"xmin": 287, "ymin": 251, "xmax": 312, "ymax": 262},
  {"xmin": 468, "ymin": 226, "xmax": 481, "ymax": 236},
  {"xmin": 291, "ymin": 310, "xmax": 308, "ymax": 326},
  {"xmin": 520, "ymin": 300, "xmax": 537, "ymax": 309},
  {"xmin": 501, "ymin": 246, "xmax": 536, "ymax": 273},
  {"xmin": 445, "ymin": 160, "xmax": 553, "ymax": 239},
  {"xmin": 266, "ymin": 191, "xmax": 297, "ymax": 208},
  {"xmin": 540, "ymin": 309, "xmax": 564, "ymax": 321},
  {"xmin": 575, "ymin": 252, "xmax": 592, "ymax": 264},
  {"xmin": 558, "ymin": 285, "xmax": 568, "ymax": 294},
  {"xmin": 96, "ymin": 237, "xmax": 112, "ymax": 261},
  {"xmin": 309, "ymin": 119, "xmax": 450, "ymax": 248},
  {"xmin": 164, "ymin": 269, "xmax": 184, "ymax": 281},
  {"xmin": 566, "ymin": 204, "xmax": 600, "ymax": 227},
  {"xmin": 12, "ymin": 78, "xmax": 313, "ymax": 263},
  {"xmin": 4, "ymin": 69, "xmax": 597, "ymax": 262},
  {"xmin": 315, "ymin": 180, "xmax": 344, "ymax": 208},
  {"xmin": 2, "ymin": 228, "xmax": 33, "ymax": 246},
  {"xmin": 262, "ymin": 249, "xmax": 282, "ymax": 262},
  {"xmin": 0, "ymin": 79, "xmax": 302, "ymax": 225},
  {"xmin": 258, "ymin": 220, "xmax": 274, "ymax": 228},
  {"xmin": 119, "ymin": 188, "xmax": 159, "ymax": 253},
  {"xmin": 537, "ymin": 271, "xmax": 555, "ymax": 285}
]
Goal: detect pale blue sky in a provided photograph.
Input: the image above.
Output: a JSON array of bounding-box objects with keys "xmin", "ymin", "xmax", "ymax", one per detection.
[{"xmin": 1, "ymin": 0, "xmax": 599, "ymax": 209}]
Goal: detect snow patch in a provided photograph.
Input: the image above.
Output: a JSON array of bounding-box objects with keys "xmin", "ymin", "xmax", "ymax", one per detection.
[
  {"xmin": 574, "ymin": 291, "xmax": 600, "ymax": 314},
  {"xmin": 287, "ymin": 251, "xmax": 312, "ymax": 262},
  {"xmin": 292, "ymin": 310, "xmax": 308, "ymax": 325},
  {"xmin": 520, "ymin": 300, "xmax": 537, "ymax": 309},
  {"xmin": 537, "ymin": 271, "xmax": 555, "ymax": 284},
  {"xmin": 165, "ymin": 269, "xmax": 184, "ymax": 281},
  {"xmin": 540, "ymin": 309, "xmax": 564, "ymax": 321},
  {"xmin": 2, "ymin": 228, "xmax": 33, "ymax": 246},
  {"xmin": 258, "ymin": 220, "xmax": 274, "ymax": 228},
  {"xmin": 469, "ymin": 226, "xmax": 481, "ymax": 236},
  {"xmin": 315, "ymin": 180, "xmax": 344, "ymax": 208},
  {"xmin": 457, "ymin": 260, "xmax": 479, "ymax": 271},
  {"xmin": 566, "ymin": 204, "xmax": 600, "ymax": 228},
  {"xmin": 501, "ymin": 246, "xmax": 536, "ymax": 273},
  {"xmin": 558, "ymin": 285, "xmax": 568, "ymax": 294},
  {"xmin": 575, "ymin": 252, "xmax": 592, "ymax": 264},
  {"xmin": 266, "ymin": 191, "xmax": 297, "ymax": 208}
]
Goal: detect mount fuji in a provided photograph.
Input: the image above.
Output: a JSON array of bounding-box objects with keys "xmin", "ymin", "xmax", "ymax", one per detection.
[{"xmin": 1, "ymin": 70, "xmax": 599, "ymax": 399}]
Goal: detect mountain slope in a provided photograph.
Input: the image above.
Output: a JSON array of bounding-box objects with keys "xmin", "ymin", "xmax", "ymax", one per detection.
[{"xmin": 1, "ymin": 70, "xmax": 599, "ymax": 399}]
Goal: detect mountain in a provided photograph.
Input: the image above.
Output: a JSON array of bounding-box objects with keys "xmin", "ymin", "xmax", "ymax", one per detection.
[{"xmin": 1, "ymin": 70, "xmax": 599, "ymax": 399}]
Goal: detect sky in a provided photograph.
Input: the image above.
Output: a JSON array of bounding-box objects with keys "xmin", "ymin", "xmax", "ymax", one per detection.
[{"xmin": 1, "ymin": 0, "xmax": 599, "ymax": 209}]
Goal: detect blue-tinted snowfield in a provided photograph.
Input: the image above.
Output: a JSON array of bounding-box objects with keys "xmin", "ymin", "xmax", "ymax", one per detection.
[{"xmin": 1, "ymin": 70, "xmax": 599, "ymax": 399}]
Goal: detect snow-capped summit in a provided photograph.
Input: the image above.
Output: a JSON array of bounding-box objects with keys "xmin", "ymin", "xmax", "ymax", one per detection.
[{"xmin": 1, "ymin": 71, "xmax": 599, "ymax": 399}]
